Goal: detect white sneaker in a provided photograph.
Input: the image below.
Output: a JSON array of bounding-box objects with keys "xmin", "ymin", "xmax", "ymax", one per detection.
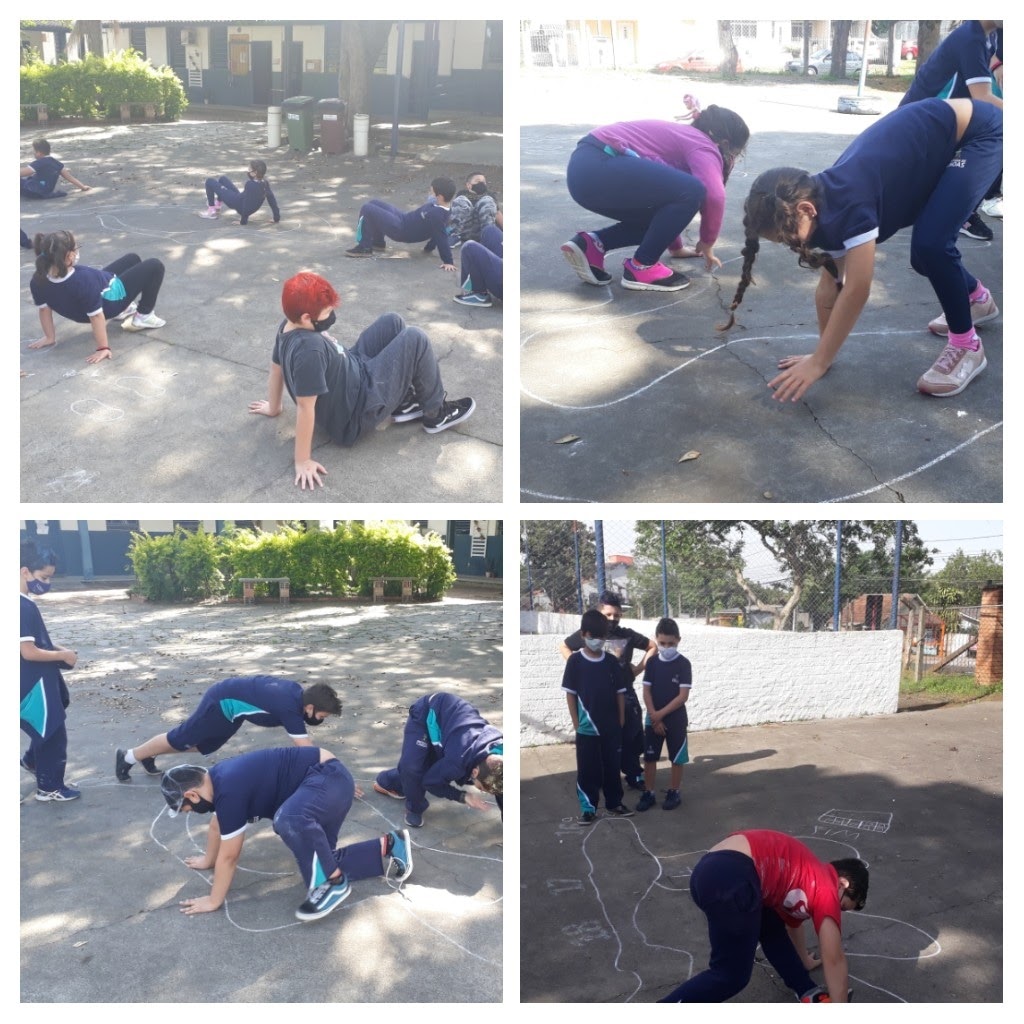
[
  {"xmin": 979, "ymin": 197, "xmax": 1003, "ymax": 219},
  {"xmin": 113, "ymin": 301, "xmax": 138, "ymax": 321},
  {"xmin": 198, "ymin": 208, "xmax": 219, "ymax": 219},
  {"xmin": 122, "ymin": 311, "xmax": 166, "ymax": 332}
]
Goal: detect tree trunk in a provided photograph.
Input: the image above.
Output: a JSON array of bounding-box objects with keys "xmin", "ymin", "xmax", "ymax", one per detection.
[
  {"xmin": 830, "ymin": 20, "xmax": 852, "ymax": 78},
  {"xmin": 339, "ymin": 21, "xmax": 393, "ymax": 132},
  {"xmin": 917, "ymin": 20, "xmax": 942, "ymax": 66},
  {"xmin": 717, "ymin": 21, "xmax": 740, "ymax": 76},
  {"xmin": 886, "ymin": 22, "xmax": 896, "ymax": 75}
]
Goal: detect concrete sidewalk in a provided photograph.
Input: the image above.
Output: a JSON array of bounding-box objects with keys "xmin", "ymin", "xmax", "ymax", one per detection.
[
  {"xmin": 20, "ymin": 589, "xmax": 503, "ymax": 1003},
  {"xmin": 521, "ymin": 701, "xmax": 1002, "ymax": 1002},
  {"xmin": 20, "ymin": 113, "xmax": 503, "ymax": 501},
  {"xmin": 520, "ymin": 71, "xmax": 1002, "ymax": 502}
]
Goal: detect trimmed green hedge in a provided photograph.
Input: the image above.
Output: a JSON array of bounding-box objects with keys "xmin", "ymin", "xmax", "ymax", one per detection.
[
  {"xmin": 127, "ymin": 522, "xmax": 456, "ymax": 603},
  {"xmin": 20, "ymin": 49, "xmax": 187, "ymax": 121}
]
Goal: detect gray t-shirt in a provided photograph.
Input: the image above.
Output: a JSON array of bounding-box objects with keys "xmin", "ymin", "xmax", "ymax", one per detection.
[{"xmin": 272, "ymin": 321, "xmax": 368, "ymax": 446}]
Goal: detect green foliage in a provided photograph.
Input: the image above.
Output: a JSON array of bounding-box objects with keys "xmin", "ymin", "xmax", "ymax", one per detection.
[
  {"xmin": 19, "ymin": 49, "xmax": 187, "ymax": 121},
  {"xmin": 901, "ymin": 671, "xmax": 1002, "ymax": 700},
  {"xmin": 127, "ymin": 527, "xmax": 224, "ymax": 602},
  {"xmin": 218, "ymin": 521, "xmax": 455, "ymax": 600},
  {"xmin": 521, "ymin": 521, "xmax": 596, "ymax": 613}
]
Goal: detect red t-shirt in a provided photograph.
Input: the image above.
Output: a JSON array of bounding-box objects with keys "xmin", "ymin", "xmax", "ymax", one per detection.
[{"xmin": 737, "ymin": 829, "xmax": 842, "ymax": 934}]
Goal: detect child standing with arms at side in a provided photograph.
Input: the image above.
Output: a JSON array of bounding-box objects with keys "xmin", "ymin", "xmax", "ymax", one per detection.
[
  {"xmin": 346, "ymin": 177, "xmax": 457, "ymax": 271},
  {"xmin": 636, "ymin": 617, "xmax": 691, "ymax": 812},
  {"xmin": 199, "ymin": 160, "xmax": 280, "ymax": 225},
  {"xmin": 562, "ymin": 609, "xmax": 633, "ymax": 825}
]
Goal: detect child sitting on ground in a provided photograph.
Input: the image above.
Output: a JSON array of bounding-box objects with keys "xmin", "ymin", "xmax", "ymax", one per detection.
[
  {"xmin": 199, "ymin": 160, "xmax": 280, "ymax": 225},
  {"xmin": 20, "ymin": 138, "xmax": 90, "ymax": 198},
  {"xmin": 453, "ymin": 224, "xmax": 502, "ymax": 307},
  {"xmin": 346, "ymin": 177, "xmax": 457, "ymax": 271},
  {"xmin": 248, "ymin": 271, "xmax": 475, "ymax": 490},
  {"xmin": 27, "ymin": 230, "xmax": 167, "ymax": 363},
  {"xmin": 636, "ymin": 617, "xmax": 692, "ymax": 812},
  {"xmin": 448, "ymin": 171, "xmax": 499, "ymax": 246}
]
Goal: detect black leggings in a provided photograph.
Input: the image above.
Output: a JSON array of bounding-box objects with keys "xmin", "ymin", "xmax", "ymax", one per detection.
[{"xmin": 101, "ymin": 253, "xmax": 165, "ymax": 316}]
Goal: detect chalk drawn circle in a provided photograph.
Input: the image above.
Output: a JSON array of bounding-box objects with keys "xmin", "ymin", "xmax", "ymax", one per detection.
[{"xmin": 71, "ymin": 399, "xmax": 124, "ymax": 421}]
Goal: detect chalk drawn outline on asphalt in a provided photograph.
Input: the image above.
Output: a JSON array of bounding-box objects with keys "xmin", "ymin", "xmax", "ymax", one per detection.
[
  {"xmin": 542, "ymin": 816, "xmax": 942, "ymax": 1001},
  {"xmin": 137, "ymin": 774, "xmax": 503, "ymax": 963},
  {"xmin": 520, "ymin": 252, "xmax": 1002, "ymax": 503}
]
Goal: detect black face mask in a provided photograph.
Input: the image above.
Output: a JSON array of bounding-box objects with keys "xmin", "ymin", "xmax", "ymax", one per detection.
[
  {"xmin": 188, "ymin": 796, "xmax": 215, "ymax": 815},
  {"xmin": 471, "ymin": 181, "xmax": 488, "ymax": 195},
  {"xmin": 312, "ymin": 311, "xmax": 336, "ymax": 333},
  {"xmin": 303, "ymin": 713, "xmax": 324, "ymax": 727}
]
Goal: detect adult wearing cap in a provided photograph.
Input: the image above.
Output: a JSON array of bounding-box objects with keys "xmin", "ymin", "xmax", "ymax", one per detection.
[
  {"xmin": 162, "ymin": 745, "xmax": 412, "ymax": 922},
  {"xmin": 373, "ymin": 692, "xmax": 503, "ymax": 828}
]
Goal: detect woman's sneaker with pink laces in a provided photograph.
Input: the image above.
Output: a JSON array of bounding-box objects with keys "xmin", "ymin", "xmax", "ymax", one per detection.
[
  {"xmin": 621, "ymin": 258, "xmax": 690, "ymax": 292},
  {"xmin": 928, "ymin": 292, "xmax": 999, "ymax": 336},
  {"xmin": 916, "ymin": 340, "xmax": 987, "ymax": 397},
  {"xmin": 561, "ymin": 232, "xmax": 612, "ymax": 286}
]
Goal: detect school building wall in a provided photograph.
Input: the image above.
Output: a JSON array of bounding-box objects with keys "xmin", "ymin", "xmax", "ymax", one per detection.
[{"xmin": 519, "ymin": 617, "xmax": 902, "ymax": 747}]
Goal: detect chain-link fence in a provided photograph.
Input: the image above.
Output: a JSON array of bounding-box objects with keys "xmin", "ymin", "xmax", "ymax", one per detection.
[{"xmin": 520, "ymin": 520, "xmax": 1002, "ymax": 680}]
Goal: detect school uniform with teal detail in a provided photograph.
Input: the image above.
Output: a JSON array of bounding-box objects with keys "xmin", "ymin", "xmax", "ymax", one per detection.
[
  {"xmin": 374, "ymin": 692, "xmax": 503, "ymax": 825},
  {"xmin": 165, "ymin": 675, "xmax": 311, "ymax": 754},
  {"xmin": 200, "ymin": 747, "xmax": 410, "ymax": 921},
  {"xmin": 563, "ymin": 650, "xmax": 628, "ymax": 819},
  {"xmin": 20, "ymin": 593, "xmax": 74, "ymax": 795},
  {"xmin": 642, "ymin": 653, "xmax": 692, "ymax": 767},
  {"xmin": 899, "ymin": 22, "xmax": 998, "ymax": 106}
]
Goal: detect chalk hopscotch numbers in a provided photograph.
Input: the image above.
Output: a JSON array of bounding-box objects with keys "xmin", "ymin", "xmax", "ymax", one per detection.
[
  {"xmin": 547, "ymin": 878, "xmax": 585, "ymax": 895},
  {"xmin": 562, "ymin": 920, "xmax": 612, "ymax": 945},
  {"xmin": 817, "ymin": 809, "xmax": 893, "ymax": 834}
]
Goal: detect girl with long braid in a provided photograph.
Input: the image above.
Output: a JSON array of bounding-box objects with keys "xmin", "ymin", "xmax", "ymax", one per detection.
[
  {"xmin": 561, "ymin": 105, "xmax": 750, "ymax": 292},
  {"xmin": 27, "ymin": 230, "xmax": 167, "ymax": 363},
  {"xmin": 722, "ymin": 97, "xmax": 1001, "ymax": 400}
]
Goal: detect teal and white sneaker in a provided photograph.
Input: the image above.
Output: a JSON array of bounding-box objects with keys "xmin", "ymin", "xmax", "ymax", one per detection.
[
  {"xmin": 295, "ymin": 874, "xmax": 351, "ymax": 922},
  {"xmin": 386, "ymin": 829, "xmax": 414, "ymax": 882}
]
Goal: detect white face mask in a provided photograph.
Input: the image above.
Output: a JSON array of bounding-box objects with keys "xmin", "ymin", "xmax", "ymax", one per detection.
[
  {"xmin": 658, "ymin": 644, "xmax": 680, "ymax": 662},
  {"xmin": 584, "ymin": 637, "xmax": 604, "ymax": 653}
]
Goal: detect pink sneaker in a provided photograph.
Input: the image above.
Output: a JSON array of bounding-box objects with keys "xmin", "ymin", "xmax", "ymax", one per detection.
[
  {"xmin": 561, "ymin": 232, "xmax": 611, "ymax": 286},
  {"xmin": 198, "ymin": 207, "xmax": 219, "ymax": 219},
  {"xmin": 916, "ymin": 340, "xmax": 987, "ymax": 396},
  {"xmin": 621, "ymin": 259, "xmax": 690, "ymax": 292},
  {"xmin": 928, "ymin": 293, "xmax": 999, "ymax": 335}
]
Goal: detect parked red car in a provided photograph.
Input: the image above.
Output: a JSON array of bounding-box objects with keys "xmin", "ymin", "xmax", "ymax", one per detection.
[
  {"xmin": 654, "ymin": 50, "xmax": 743, "ymax": 74},
  {"xmin": 901, "ymin": 40, "xmax": 918, "ymax": 60}
]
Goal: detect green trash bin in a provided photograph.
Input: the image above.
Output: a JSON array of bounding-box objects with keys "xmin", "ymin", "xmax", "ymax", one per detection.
[
  {"xmin": 317, "ymin": 98, "xmax": 348, "ymax": 154},
  {"xmin": 282, "ymin": 95, "xmax": 315, "ymax": 153}
]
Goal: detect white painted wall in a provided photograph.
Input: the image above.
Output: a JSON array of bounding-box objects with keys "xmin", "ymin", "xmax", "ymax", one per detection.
[{"xmin": 520, "ymin": 616, "xmax": 902, "ymax": 747}]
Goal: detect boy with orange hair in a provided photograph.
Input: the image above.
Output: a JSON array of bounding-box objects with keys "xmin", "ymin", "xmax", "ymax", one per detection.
[{"xmin": 248, "ymin": 272, "xmax": 475, "ymax": 489}]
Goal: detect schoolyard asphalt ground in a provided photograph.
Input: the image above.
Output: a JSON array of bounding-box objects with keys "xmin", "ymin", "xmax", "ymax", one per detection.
[
  {"xmin": 521, "ymin": 699, "xmax": 1003, "ymax": 1003},
  {"xmin": 20, "ymin": 112, "xmax": 503, "ymax": 502},
  {"xmin": 20, "ymin": 586, "xmax": 503, "ymax": 1003},
  {"xmin": 520, "ymin": 70, "xmax": 1002, "ymax": 503}
]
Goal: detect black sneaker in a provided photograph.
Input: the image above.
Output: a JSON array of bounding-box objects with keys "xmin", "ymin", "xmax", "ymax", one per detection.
[
  {"xmin": 345, "ymin": 245, "xmax": 375, "ymax": 257},
  {"xmin": 115, "ymin": 748, "xmax": 132, "ymax": 782},
  {"xmin": 577, "ymin": 811, "xmax": 597, "ymax": 826},
  {"xmin": 140, "ymin": 756, "xmax": 161, "ymax": 775},
  {"xmin": 392, "ymin": 387, "xmax": 424, "ymax": 423},
  {"xmin": 295, "ymin": 874, "xmax": 352, "ymax": 922},
  {"xmin": 959, "ymin": 212, "xmax": 994, "ymax": 241},
  {"xmin": 606, "ymin": 804, "xmax": 636, "ymax": 818},
  {"xmin": 624, "ymin": 774, "xmax": 645, "ymax": 791},
  {"xmin": 422, "ymin": 395, "xmax": 475, "ymax": 434}
]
